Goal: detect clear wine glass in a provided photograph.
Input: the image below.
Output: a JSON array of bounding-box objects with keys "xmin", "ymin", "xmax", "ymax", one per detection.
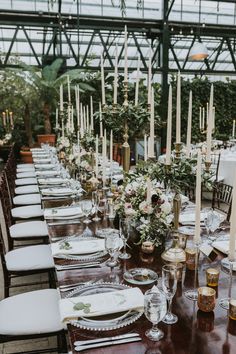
[
  {"xmin": 92, "ymin": 191, "xmax": 101, "ymax": 221},
  {"xmin": 105, "ymin": 232, "xmax": 120, "ymax": 268},
  {"xmin": 144, "ymin": 287, "xmax": 167, "ymax": 341},
  {"xmin": 81, "ymin": 199, "xmax": 92, "ymax": 224},
  {"xmin": 161, "ymin": 265, "xmax": 178, "ymax": 324},
  {"xmin": 119, "ymin": 218, "xmax": 131, "ymax": 259}
]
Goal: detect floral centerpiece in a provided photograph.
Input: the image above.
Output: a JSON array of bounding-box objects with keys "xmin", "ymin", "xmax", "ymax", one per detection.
[
  {"xmin": 115, "ymin": 175, "xmax": 173, "ymax": 248},
  {"xmin": 0, "ymin": 133, "xmax": 12, "ymax": 146}
]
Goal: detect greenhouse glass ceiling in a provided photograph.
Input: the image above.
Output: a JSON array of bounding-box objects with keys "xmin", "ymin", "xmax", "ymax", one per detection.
[{"xmin": 0, "ymin": 1, "xmax": 236, "ymax": 80}]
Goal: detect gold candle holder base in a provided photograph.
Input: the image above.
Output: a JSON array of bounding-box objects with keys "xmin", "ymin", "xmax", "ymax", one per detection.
[
  {"xmin": 174, "ymin": 142, "xmax": 182, "ymax": 160},
  {"xmin": 205, "ymin": 161, "xmax": 212, "ymax": 172}
]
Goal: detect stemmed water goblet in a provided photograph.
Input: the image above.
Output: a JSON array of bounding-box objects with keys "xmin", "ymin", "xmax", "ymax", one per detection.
[
  {"xmin": 161, "ymin": 264, "xmax": 178, "ymax": 324},
  {"xmin": 119, "ymin": 218, "xmax": 131, "ymax": 259},
  {"xmin": 105, "ymin": 231, "xmax": 120, "ymax": 269},
  {"xmin": 92, "ymin": 191, "xmax": 101, "ymax": 221},
  {"xmin": 203, "ymin": 208, "xmax": 221, "ymax": 243},
  {"xmin": 80, "ymin": 199, "xmax": 93, "ymax": 237},
  {"xmin": 144, "ymin": 287, "xmax": 167, "ymax": 341}
]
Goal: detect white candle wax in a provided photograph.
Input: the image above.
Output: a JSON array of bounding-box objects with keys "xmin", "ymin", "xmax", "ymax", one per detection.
[
  {"xmin": 90, "ymin": 96, "xmax": 94, "ymax": 131},
  {"xmin": 148, "ymin": 87, "xmax": 155, "ymax": 158},
  {"xmin": 176, "ymin": 71, "xmax": 181, "ymax": 143},
  {"xmin": 166, "ymin": 84, "xmax": 172, "ymax": 165},
  {"xmin": 124, "ymin": 26, "xmax": 128, "ymax": 82},
  {"xmin": 104, "ymin": 129, "xmax": 107, "ymax": 162},
  {"xmin": 206, "ymin": 84, "xmax": 214, "ymax": 162},
  {"xmin": 146, "ymin": 178, "xmax": 152, "ymax": 204},
  {"xmin": 212, "ymin": 106, "xmax": 215, "ymax": 131},
  {"xmin": 80, "ymin": 103, "xmax": 84, "ymax": 137},
  {"xmin": 229, "ymin": 174, "xmax": 236, "ymax": 261},
  {"xmin": 113, "ymin": 44, "xmax": 118, "ymax": 105},
  {"xmin": 83, "ymin": 106, "xmax": 86, "ymax": 132},
  {"xmin": 186, "ymin": 90, "xmax": 192, "ymax": 158},
  {"xmin": 233, "ymin": 120, "xmax": 235, "ymax": 139},
  {"xmin": 76, "ymin": 86, "xmax": 80, "ymax": 128},
  {"xmin": 110, "ymin": 130, "xmax": 113, "ymax": 163},
  {"xmin": 135, "ymin": 56, "xmax": 140, "ymax": 106},
  {"xmin": 199, "ymin": 107, "xmax": 202, "ymax": 130},
  {"xmin": 60, "ymin": 84, "xmax": 63, "ymax": 111},
  {"xmin": 55, "ymin": 108, "xmax": 59, "ymax": 129},
  {"xmin": 99, "ymin": 102, "xmax": 103, "ymax": 138},
  {"xmin": 67, "ymin": 75, "xmax": 71, "ymax": 102},
  {"xmin": 194, "ymin": 150, "xmax": 202, "ymax": 244},
  {"xmin": 71, "ymin": 106, "xmax": 74, "ymax": 133},
  {"xmin": 147, "ymin": 45, "xmax": 152, "ymax": 106},
  {"xmin": 144, "ymin": 134, "xmax": 147, "ymax": 161},
  {"xmin": 101, "ymin": 53, "xmax": 106, "ymax": 105},
  {"xmin": 95, "ymin": 135, "xmax": 99, "ymax": 178},
  {"xmin": 86, "ymin": 105, "xmax": 89, "ymax": 132},
  {"xmin": 206, "ymin": 102, "xmax": 209, "ymax": 124}
]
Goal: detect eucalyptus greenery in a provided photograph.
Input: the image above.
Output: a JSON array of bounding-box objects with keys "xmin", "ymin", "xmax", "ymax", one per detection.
[
  {"xmin": 98, "ymin": 102, "xmax": 161, "ymax": 142},
  {"xmin": 135, "ymin": 158, "xmax": 213, "ymax": 196}
]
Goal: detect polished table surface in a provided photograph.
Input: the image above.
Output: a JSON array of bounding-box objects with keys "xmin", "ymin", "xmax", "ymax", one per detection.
[{"xmin": 44, "ymin": 199, "xmax": 236, "ymax": 354}]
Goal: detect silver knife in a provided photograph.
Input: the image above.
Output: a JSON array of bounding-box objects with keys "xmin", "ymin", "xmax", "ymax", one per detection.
[
  {"xmin": 56, "ymin": 264, "xmax": 100, "ymax": 271},
  {"xmin": 74, "ymin": 333, "xmax": 140, "ymax": 346},
  {"xmin": 75, "ymin": 337, "xmax": 142, "ymax": 351},
  {"xmin": 48, "ymin": 220, "xmax": 81, "ymax": 226}
]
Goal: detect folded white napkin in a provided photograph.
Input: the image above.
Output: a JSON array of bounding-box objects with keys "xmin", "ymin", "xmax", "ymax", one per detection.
[
  {"xmin": 33, "ymin": 158, "xmax": 51, "ymax": 164},
  {"xmin": 41, "ymin": 187, "xmax": 73, "ymax": 196},
  {"xmin": 35, "ymin": 164, "xmax": 55, "ymax": 170},
  {"xmin": 36, "ymin": 170, "xmax": 59, "ymax": 176},
  {"xmin": 38, "ymin": 178, "xmax": 67, "ymax": 185},
  {"xmin": 179, "ymin": 212, "xmax": 206, "ymax": 225},
  {"xmin": 51, "ymin": 238, "xmax": 105, "ymax": 257},
  {"xmin": 180, "ymin": 195, "xmax": 189, "ymax": 204},
  {"xmin": 212, "ymin": 240, "xmax": 236, "ymax": 255},
  {"xmin": 59, "ymin": 287, "xmax": 144, "ymax": 323},
  {"xmin": 44, "ymin": 205, "xmax": 83, "ymax": 218}
]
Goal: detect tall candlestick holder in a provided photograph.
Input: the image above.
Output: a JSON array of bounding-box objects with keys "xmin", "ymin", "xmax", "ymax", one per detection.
[
  {"xmin": 122, "ymin": 81, "xmax": 130, "ymax": 172},
  {"xmin": 205, "ymin": 161, "xmax": 211, "ymax": 172},
  {"xmin": 219, "ymin": 257, "xmax": 236, "ymax": 309},
  {"xmin": 173, "ymin": 191, "xmax": 181, "ymax": 230},
  {"xmin": 174, "ymin": 142, "xmax": 182, "ymax": 160},
  {"xmin": 184, "ymin": 239, "xmax": 201, "ymax": 301}
]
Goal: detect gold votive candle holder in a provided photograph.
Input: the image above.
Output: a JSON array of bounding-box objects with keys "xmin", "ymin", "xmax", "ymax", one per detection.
[
  {"xmin": 229, "ymin": 299, "xmax": 236, "ymax": 320},
  {"xmin": 141, "ymin": 241, "xmax": 155, "ymax": 254},
  {"xmin": 185, "ymin": 248, "xmax": 197, "ymax": 270},
  {"xmin": 197, "ymin": 310, "xmax": 215, "ymax": 332},
  {"xmin": 206, "ymin": 268, "xmax": 220, "ymax": 287},
  {"xmin": 197, "ymin": 286, "xmax": 216, "ymax": 312}
]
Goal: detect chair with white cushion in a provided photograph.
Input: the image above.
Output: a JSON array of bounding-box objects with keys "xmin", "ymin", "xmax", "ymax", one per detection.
[
  {"xmin": 15, "ymin": 177, "xmax": 38, "ymax": 186},
  {"xmin": 13, "ymin": 193, "xmax": 41, "ymax": 206},
  {"xmin": 15, "ymin": 185, "xmax": 39, "ymax": 195},
  {"xmin": 0, "ymin": 288, "xmax": 67, "ymax": 353},
  {"xmin": 0, "ymin": 224, "xmax": 55, "ymax": 297},
  {"xmin": 0, "ymin": 177, "xmax": 47, "ymax": 250},
  {"xmin": 16, "ymin": 171, "xmax": 36, "ymax": 179}
]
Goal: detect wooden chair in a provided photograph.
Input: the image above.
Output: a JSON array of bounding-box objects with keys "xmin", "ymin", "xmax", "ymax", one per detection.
[
  {"xmin": 0, "ymin": 176, "xmax": 48, "ymax": 250},
  {"xmin": 212, "ymin": 182, "xmax": 233, "ymax": 221},
  {"xmin": 0, "ymin": 241, "xmax": 66, "ymax": 353},
  {"xmin": 0, "ymin": 218, "xmax": 55, "ymax": 298}
]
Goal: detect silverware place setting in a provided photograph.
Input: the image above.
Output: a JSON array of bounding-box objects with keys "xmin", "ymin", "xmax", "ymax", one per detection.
[{"xmin": 74, "ymin": 333, "xmax": 142, "ymax": 352}]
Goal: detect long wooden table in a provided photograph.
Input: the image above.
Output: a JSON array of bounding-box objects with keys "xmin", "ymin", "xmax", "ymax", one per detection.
[{"xmin": 43, "ymin": 197, "xmax": 236, "ymax": 354}]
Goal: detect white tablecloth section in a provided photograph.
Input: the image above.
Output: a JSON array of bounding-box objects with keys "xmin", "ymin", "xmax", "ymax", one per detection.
[{"xmin": 218, "ymin": 150, "xmax": 236, "ymax": 186}]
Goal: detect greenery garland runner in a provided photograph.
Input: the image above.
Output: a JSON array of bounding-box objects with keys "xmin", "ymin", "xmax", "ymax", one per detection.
[{"xmin": 115, "ymin": 158, "xmax": 214, "ymax": 248}]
